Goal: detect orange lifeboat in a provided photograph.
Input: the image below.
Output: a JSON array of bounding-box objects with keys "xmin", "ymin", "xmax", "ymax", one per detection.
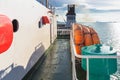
[
  {"xmin": 74, "ymin": 30, "xmax": 84, "ymax": 45},
  {"xmin": 82, "ymin": 26, "xmax": 93, "ymax": 46},
  {"xmin": 72, "ymin": 23, "xmax": 80, "ymax": 36},
  {"xmin": 75, "ymin": 45, "xmax": 83, "ymax": 55},
  {"xmin": 73, "ymin": 24, "xmax": 100, "ymax": 55},
  {"xmin": 73, "ymin": 24, "xmax": 84, "ymax": 45},
  {"xmin": 72, "ymin": 24, "xmax": 84, "ymax": 55},
  {"xmin": 90, "ymin": 27, "xmax": 100, "ymax": 44},
  {"xmin": 72, "ymin": 23, "xmax": 79, "ymax": 31}
]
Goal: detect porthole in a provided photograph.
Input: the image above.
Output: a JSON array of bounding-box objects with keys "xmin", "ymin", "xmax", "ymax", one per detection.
[{"xmin": 12, "ymin": 19, "xmax": 19, "ymax": 32}]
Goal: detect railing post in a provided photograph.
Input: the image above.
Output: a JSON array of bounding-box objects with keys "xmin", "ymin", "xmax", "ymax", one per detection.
[
  {"xmin": 86, "ymin": 58, "xmax": 89, "ymax": 80},
  {"xmin": 46, "ymin": 0, "xmax": 48, "ymax": 8}
]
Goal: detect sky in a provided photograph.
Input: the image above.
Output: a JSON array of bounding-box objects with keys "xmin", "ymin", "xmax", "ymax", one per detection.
[{"xmin": 49, "ymin": 0, "xmax": 120, "ymax": 22}]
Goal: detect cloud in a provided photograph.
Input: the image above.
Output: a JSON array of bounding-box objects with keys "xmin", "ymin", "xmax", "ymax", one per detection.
[
  {"xmin": 50, "ymin": 0, "xmax": 120, "ymax": 14},
  {"xmin": 76, "ymin": 12, "xmax": 120, "ymax": 22},
  {"xmin": 76, "ymin": 6, "xmax": 120, "ymax": 13},
  {"xmin": 49, "ymin": 0, "xmax": 120, "ymax": 22},
  {"xmin": 75, "ymin": 0, "xmax": 120, "ymax": 13},
  {"xmin": 50, "ymin": 0, "xmax": 120, "ymax": 11},
  {"xmin": 55, "ymin": 4, "xmax": 67, "ymax": 10},
  {"xmin": 86, "ymin": 0, "xmax": 120, "ymax": 10},
  {"xmin": 91, "ymin": 12, "xmax": 120, "ymax": 22},
  {"xmin": 49, "ymin": 0, "xmax": 86, "ymax": 7}
]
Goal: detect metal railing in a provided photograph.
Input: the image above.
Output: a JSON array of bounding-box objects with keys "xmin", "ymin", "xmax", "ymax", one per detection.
[
  {"xmin": 70, "ymin": 32, "xmax": 120, "ymax": 80},
  {"xmin": 36, "ymin": 0, "xmax": 55, "ymax": 13},
  {"xmin": 57, "ymin": 29, "xmax": 71, "ymax": 35}
]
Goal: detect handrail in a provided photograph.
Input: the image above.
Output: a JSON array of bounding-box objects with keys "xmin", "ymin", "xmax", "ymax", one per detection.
[
  {"xmin": 70, "ymin": 31, "xmax": 120, "ymax": 80},
  {"xmin": 36, "ymin": 0, "xmax": 55, "ymax": 13},
  {"xmin": 57, "ymin": 29, "xmax": 71, "ymax": 35}
]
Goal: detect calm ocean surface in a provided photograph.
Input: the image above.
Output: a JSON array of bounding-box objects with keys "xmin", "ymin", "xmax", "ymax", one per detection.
[{"xmin": 80, "ymin": 22, "xmax": 120, "ymax": 78}]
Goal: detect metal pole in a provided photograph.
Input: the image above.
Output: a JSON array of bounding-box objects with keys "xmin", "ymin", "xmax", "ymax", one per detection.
[
  {"xmin": 50, "ymin": 17, "xmax": 52, "ymax": 44},
  {"xmin": 87, "ymin": 58, "xmax": 89, "ymax": 80},
  {"xmin": 46, "ymin": 0, "xmax": 48, "ymax": 8}
]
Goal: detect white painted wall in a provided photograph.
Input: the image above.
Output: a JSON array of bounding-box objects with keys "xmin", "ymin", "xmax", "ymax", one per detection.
[{"xmin": 0, "ymin": 0, "xmax": 57, "ymax": 80}]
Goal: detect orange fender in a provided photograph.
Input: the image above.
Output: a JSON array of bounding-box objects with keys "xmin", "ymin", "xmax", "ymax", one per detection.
[{"xmin": 0, "ymin": 14, "xmax": 13, "ymax": 54}]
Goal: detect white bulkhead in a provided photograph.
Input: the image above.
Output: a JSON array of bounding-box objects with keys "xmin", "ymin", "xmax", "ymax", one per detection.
[{"xmin": 0, "ymin": 0, "xmax": 57, "ymax": 80}]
